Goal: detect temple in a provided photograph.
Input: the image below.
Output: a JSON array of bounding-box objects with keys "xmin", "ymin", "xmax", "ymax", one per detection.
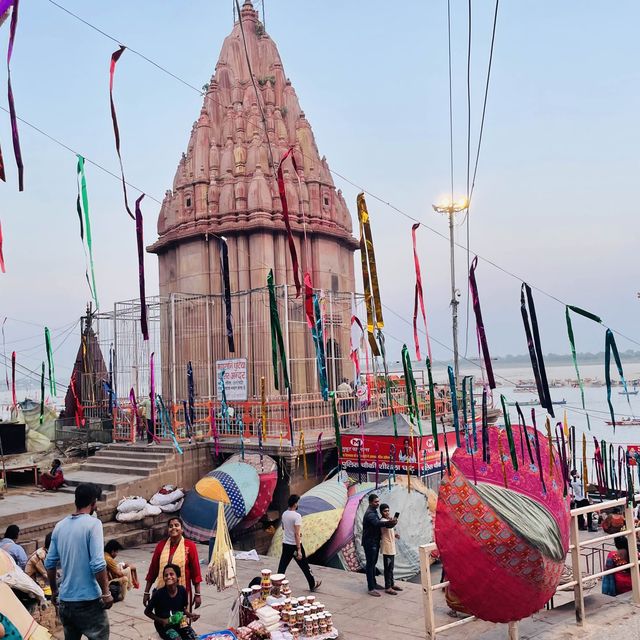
[{"xmin": 148, "ymin": 0, "xmax": 358, "ymax": 396}]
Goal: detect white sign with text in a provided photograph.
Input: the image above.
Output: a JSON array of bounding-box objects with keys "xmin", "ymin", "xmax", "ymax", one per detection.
[{"xmin": 216, "ymin": 358, "xmax": 248, "ymax": 401}]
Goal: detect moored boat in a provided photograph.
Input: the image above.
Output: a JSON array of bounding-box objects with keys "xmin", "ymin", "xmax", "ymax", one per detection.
[{"xmin": 605, "ymin": 417, "xmax": 640, "ymax": 426}]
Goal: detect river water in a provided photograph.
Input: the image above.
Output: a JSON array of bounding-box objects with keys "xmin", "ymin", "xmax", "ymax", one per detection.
[
  {"xmin": 425, "ymin": 361, "xmax": 640, "ymax": 473},
  {"xmin": 2, "ymin": 360, "xmax": 639, "ymax": 477}
]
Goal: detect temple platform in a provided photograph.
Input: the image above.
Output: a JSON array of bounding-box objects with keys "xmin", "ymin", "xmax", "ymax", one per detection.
[{"xmin": 53, "ymin": 543, "xmax": 640, "ymax": 640}]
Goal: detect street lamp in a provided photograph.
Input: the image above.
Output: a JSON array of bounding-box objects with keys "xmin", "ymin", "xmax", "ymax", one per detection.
[{"xmin": 432, "ymin": 196, "xmax": 468, "ymax": 381}]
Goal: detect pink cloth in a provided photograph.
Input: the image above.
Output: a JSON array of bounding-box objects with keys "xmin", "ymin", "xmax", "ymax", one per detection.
[{"xmin": 435, "ymin": 425, "xmax": 570, "ymax": 623}]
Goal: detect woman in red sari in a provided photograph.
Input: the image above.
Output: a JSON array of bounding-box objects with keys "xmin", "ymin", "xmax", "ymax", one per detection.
[
  {"xmin": 602, "ymin": 536, "xmax": 632, "ymax": 596},
  {"xmin": 143, "ymin": 517, "xmax": 202, "ymax": 609},
  {"xmin": 39, "ymin": 459, "xmax": 64, "ymax": 491}
]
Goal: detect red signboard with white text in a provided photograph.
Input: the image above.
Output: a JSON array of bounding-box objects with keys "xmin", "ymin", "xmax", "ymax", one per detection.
[{"xmin": 339, "ymin": 430, "xmax": 459, "ymax": 476}]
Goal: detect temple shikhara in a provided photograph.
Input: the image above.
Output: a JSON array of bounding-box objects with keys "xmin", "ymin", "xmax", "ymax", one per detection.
[{"xmin": 148, "ymin": 0, "xmax": 358, "ymax": 397}]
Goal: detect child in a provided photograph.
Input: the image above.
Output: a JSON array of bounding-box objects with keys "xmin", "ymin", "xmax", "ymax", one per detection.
[
  {"xmin": 379, "ymin": 504, "xmax": 402, "ymax": 595},
  {"xmin": 144, "ymin": 564, "xmax": 199, "ymax": 639}
]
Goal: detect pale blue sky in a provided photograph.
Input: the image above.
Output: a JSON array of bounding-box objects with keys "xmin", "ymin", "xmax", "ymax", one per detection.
[{"xmin": 1, "ymin": 0, "xmax": 639, "ymax": 385}]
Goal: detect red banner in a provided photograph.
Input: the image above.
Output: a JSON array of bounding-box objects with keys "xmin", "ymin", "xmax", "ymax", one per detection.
[{"xmin": 340, "ymin": 430, "xmax": 459, "ymax": 476}]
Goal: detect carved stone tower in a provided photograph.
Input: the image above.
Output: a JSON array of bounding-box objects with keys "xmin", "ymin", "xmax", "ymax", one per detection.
[{"xmin": 148, "ymin": 0, "xmax": 357, "ymax": 396}]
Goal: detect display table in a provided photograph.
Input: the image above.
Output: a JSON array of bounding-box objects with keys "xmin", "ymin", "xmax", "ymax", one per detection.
[{"xmin": 1, "ymin": 463, "xmax": 38, "ymax": 487}]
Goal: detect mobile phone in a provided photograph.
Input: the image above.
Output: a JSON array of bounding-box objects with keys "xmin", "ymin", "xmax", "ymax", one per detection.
[{"xmin": 394, "ymin": 512, "xmax": 400, "ymax": 520}]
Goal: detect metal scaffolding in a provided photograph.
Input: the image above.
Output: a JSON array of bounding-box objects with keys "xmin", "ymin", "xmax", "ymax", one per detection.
[{"xmin": 86, "ymin": 285, "xmax": 369, "ymax": 404}]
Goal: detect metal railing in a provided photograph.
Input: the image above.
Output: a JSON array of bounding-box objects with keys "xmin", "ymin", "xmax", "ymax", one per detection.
[
  {"xmin": 419, "ymin": 495, "xmax": 640, "ymax": 639},
  {"xmin": 106, "ymin": 384, "xmax": 453, "ymax": 444}
]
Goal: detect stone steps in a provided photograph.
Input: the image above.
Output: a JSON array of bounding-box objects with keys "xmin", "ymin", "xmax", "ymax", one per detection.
[
  {"xmin": 81, "ymin": 463, "xmax": 154, "ymax": 476},
  {"xmin": 3, "ymin": 443, "xmax": 185, "ymax": 555},
  {"xmin": 90, "ymin": 456, "xmax": 160, "ymax": 469},
  {"xmin": 63, "ymin": 469, "xmax": 146, "ymax": 491},
  {"xmin": 107, "ymin": 444, "xmax": 176, "ymax": 455},
  {"xmin": 101, "ymin": 514, "xmax": 169, "ymax": 547},
  {"xmin": 93, "ymin": 450, "xmax": 169, "ymax": 462},
  {"xmin": 55, "ymin": 484, "xmax": 114, "ymax": 503}
]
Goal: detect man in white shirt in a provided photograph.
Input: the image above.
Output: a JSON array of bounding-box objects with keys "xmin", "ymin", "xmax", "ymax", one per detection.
[
  {"xmin": 276, "ymin": 495, "xmax": 321, "ymax": 591},
  {"xmin": 570, "ymin": 469, "xmax": 595, "ymax": 531}
]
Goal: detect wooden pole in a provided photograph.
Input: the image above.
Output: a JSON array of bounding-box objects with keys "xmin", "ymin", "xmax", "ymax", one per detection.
[
  {"xmin": 419, "ymin": 544, "xmax": 436, "ymax": 639},
  {"xmin": 569, "ymin": 510, "xmax": 585, "ymax": 626},
  {"xmin": 0, "ymin": 431, "xmax": 6, "ymax": 494},
  {"xmin": 624, "ymin": 501, "xmax": 640, "ymax": 604}
]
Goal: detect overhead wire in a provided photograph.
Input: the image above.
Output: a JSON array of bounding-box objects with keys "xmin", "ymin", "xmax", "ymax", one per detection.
[
  {"xmin": 446, "ymin": 0, "xmax": 454, "ymax": 206},
  {"xmin": 0, "ymin": 351, "xmax": 69, "ymax": 392},
  {"xmin": 5, "ymin": 0, "xmax": 638, "ymax": 357},
  {"xmin": 469, "ymin": 0, "xmax": 500, "ymax": 204},
  {"xmin": 463, "ymin": 0, "xmax": 472, "ymax": 357},
  {"xmin": 1, "ymin": 318, "xmax": 79, "ymax": 347},
  {"xmin": 0, "ymin": 105, "xmax": 162, "ymax": 205}
]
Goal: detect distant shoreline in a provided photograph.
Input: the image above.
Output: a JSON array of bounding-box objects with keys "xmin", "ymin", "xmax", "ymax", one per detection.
[{"xmin": 432, "ymin": 353, "xmax": 640, "ymax": 367}]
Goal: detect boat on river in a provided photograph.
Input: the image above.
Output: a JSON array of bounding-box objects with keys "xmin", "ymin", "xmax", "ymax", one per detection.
[
  {"xmin": 507, "ymin": 399, "xmax": 538, "ymax": 407},
  {"xmin": 605, "ymin": 417, "xmax": 640, "ymax": 426}
]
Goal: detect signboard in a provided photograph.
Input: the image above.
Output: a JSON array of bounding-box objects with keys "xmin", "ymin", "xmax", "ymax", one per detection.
[
  {"xmin": 216, "ymin": 358, "xmax": 248, "ymax": 402},
  {"xmin": 339, "ymin": 431, "xmax": 459, "ymax": 476},
  {"xmin": 627, "ymin": 445, "xmax": 640, "ymax": 465}
]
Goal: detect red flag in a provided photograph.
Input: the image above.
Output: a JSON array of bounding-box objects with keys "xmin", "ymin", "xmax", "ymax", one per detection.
[
  {"xmin": 411, "ymin": 224, "xmax": 432, "ymax": 362},
  {"xmin": 109, "ymin": 45, "xmax": 134, "ymax": 220},
  {"xmin": 0, "ymin": 219, "xmax": 5, "ymax": 272},
  {"xmin": 304, "ymin": 272, "xmax": 314, "ymax": 329},
  {"xmin": 276, "ymin": 148, "xmax": 301, "ymax": 297}
]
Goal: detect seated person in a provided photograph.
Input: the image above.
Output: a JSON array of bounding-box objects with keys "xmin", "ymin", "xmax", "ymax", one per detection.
[
  {"xmin": 25, "ymin": 532, "xmax": 52, "ymax": 590},
  {"xmin": 105, "ymin": 540, "xmax": 138, "ymax": 600},
  {"xmin": 39, "ymin": 459, "xmax": 64, "ymax": 491},
  {"xmin": 601, "ymin": 509, "xmax": 625, "ymax": 535},
  {"xmin": 602, "ymin": 536, "xmax": 632, "ymax": 596},
  {"xmin": 144, "ymin": 564, "xmax": 199, "ymax": 639},
  {"xmin": 0, "ymin": 525, "xmax": 27, "ymax": 570}
]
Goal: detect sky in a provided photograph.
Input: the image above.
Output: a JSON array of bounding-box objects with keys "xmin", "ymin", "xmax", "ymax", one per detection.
[{"xmin": 1, "ymin": 0, "xmax": 639, "ymax": 388}]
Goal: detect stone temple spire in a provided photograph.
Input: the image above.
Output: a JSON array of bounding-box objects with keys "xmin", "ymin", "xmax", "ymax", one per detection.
[{"xmin": 149, "ymin": 1, "xmax": 357, "ymax": 296}]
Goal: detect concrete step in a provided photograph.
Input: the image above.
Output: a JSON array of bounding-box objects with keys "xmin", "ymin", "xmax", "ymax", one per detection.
[
  {"xmin": 104, "ymin": 444, "xmax": 176, "ymax": 455},
  {"xmin": 105, "ymin": 522, "xmax": 168, "ymax": 549},
  {"xmin": 93, "ymin": 450, "xmax": 169, "ymax": 462},
  {"xmin": 56, "ymin": 485, "xmax": 114, "ymax": 503},
  {"xmin": 102, "ymin": 513, "xmax": 167, "ymax": 536},
  {"xmin": 81, "ymin": 463, "xmax": 154, "ymax": 476},
  {"xmin": 64, "ymin": 470, "xmax": 147, "ymax": 491},
  {"xmin": 89, "ymin": 456, "xmax": 160, "ymax": 470}
]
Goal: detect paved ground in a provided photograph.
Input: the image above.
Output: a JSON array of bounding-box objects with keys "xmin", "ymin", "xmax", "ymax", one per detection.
[
  {"xmin": 45, "ymin": 543, "xmax": 640, "ymax": 640},
  {"xmin": 0, "ymin": 488, "xmax": 73, "ymax": 519}
]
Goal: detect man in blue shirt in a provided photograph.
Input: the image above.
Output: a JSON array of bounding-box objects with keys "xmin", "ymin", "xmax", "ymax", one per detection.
[
  {"xmin": 0, "ymin": 524, "xmax": 28, "ymax": 569},
  {"xmin": 45, "ymin": 483, "xmax": 113, "ymax": 639}
]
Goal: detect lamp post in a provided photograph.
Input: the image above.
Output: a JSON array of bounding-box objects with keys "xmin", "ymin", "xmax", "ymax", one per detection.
[{"xmin": 432, "ymin": 197, "xmax": 468, "ymax": 381}]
